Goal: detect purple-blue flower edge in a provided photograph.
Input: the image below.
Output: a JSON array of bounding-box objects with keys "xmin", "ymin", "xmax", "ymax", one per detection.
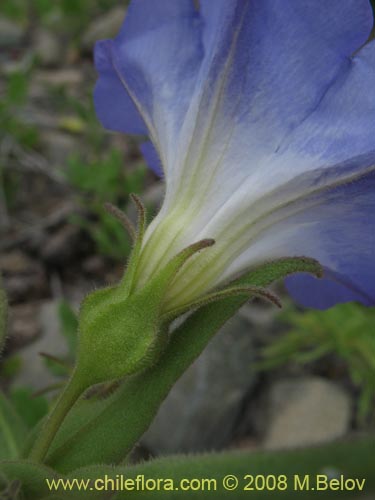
[{"xmin": 94, "ymin": 0, "xmax": 375, "ymax": 310}]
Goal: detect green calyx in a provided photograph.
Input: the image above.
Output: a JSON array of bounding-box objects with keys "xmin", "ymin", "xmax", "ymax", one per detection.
[
  {"xmin": 45, "ymin": 255, "xmax": 323, "ymax": 471},
  {"xmin": 162, "ymin": 284, "xmax": 282, "ymax": 323},
  {"xmin": 74, "ymin": 196, "xmax": 324, "ymax": 391},
  {"xmin": 26, "ymin": 196, "xmax": 324, "ymax": 466},
  {"xmin": 161, "ymin": 256, "xmax": 323, "ymax": 323},
  {"xmin": 75, "ymin": 197, "xmax": 216, "ymax": 388}
]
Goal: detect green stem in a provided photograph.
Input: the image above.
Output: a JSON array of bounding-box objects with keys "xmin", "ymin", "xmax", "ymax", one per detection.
[
  {"xmin": 29, "ymin": 371, "xmax": 85, "ymax": 463},
  {"xmin": 47, "ymin": 257, "xmax": 323, "ymax": 472},
  {"xmin": 0, "ymin": 406, "xmax": 19, "ymax": 458}
]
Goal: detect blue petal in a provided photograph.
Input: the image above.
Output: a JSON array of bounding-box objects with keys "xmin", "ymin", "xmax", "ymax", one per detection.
[
  {"xmin": 281, "ymin": 40, "xmax": 375, "ymax": 166},
  {"xmin": 94, "ymin": 1, "xmax": 375, "ymax": 311},
  {"xmin": 160, "ymin": 0, "xmax": 374, "ymax": 212},
  {"xmin": 116, "ymin": 0, "xmax": 198, "ymax": 41},
  {"xmin": 198, "ymin": 0, "xmax": 372, "ymax": 144},
  {"xmin": 94, "ymin": 0, "xmax": 203, "ymax": 169},
  {"xmin": 94, "ymin": 39, "xmax": 147, "ymax": 135},
  {"xmin": 140, "ymin": 142, "xmax": 163, "ymax": 178},
  {"xmin": 282, "ymin": 169, "xmax": 375, "ymax": 308},
  {"xmin": 286, "ymin": 271, "xmax": 374, "ymax": 310},
  {"xmin": 94, "ymin": 1, "xmax": 373, "ymax": 182},
  {"xmin": 176, "ymin": 154, "xmax": 375, "ymax": 308},
  {"xmin": 214, "ymin": 162, "xmax": 375, "ymax": 309}
]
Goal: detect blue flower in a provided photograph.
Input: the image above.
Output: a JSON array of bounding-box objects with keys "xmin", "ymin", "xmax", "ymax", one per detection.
[{"xmin": 94, "ymin": 0, "xmax": 375, "ymax": 310}]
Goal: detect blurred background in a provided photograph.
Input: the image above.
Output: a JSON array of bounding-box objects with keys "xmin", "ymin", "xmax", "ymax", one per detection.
[{"xmin": 1, "ymin": 0, "xmax": 375, "ymax": 462}]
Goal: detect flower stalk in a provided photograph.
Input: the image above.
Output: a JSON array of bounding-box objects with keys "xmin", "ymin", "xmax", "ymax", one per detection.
[{"xmin": 29, "ymin": 371, "xmax": 86, "ymax": 463}]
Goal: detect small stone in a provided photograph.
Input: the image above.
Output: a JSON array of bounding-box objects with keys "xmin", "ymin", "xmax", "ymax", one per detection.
[
  {"xmin": 33, "ymin": 68, "xmax": 83, "ymax": 88},
  {"xmin": 0, "ymin": 251, "xmax": 35, "ymax": 275},
  {"xmin": 262, "ymin": 377, "xmax": 351, "ymax": 450},
  {"xmin": 4, "ymin": 275, "xmax": 48, "ymax": 304},
  {"xmin": 82, "ymin": 7, "xmax": 126, "ymax": 50},
  {"xmin": 0, "ymin": 17, "xmax": 24, "ymax": 47},
  {"xmin": 41, "ymin": 225, "xmax": 81, "ymax": 265},
  {"xmin": 40, "ymin": 130, "xmax": 79, "ymax": 166},
  {"xmin": 0, "ymin": 251, "xmax": 48, "ymax": 303},
  {"xmin": 33, "ymin": 29, "xmax": 62, "ymax": 68},
  {"xmin": 7, "ymin": 303, "xmax": 41, "ymax": 351},
  {"xmin": 142, "ymin": 313, "xmax": 258, "ymax": 455},
  {"xmin": 12, "ymin": 301, "xmax": 69, "ymax": 391},
  {"xmin": 82, "ymin": 255, "xmax": 107, "ymax": 276}
]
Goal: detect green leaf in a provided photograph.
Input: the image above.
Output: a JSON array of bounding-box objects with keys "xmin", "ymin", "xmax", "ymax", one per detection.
[
  {"xmin": 257, "ymin": 302, "xmax": 375, "ymax": 422},
  {"xmin": 125, "ymin": 164, "xmax": 147, "ymax": 195},
  {"xmin": 6, "ymin": 72, "xmax": 28, "ymax": 105},
  {"xmin": 47, "ymin": 257, "xmax": 321, "ymax": 472},
  {"xmin": 66, "ymin": 150, "xmax": 126, "ymax": 201},
  {"xmin": 3, "ymin": 437, "xmax": 375, "ymax": 499},
  {"xmin": 10, "ymin": 387, "xmax": 49, "ymax": 429},
  {"xmin": 0, "ymin": 391, "xmax": 28, "ymax": 459},
  {"xmin": 0, "ymin": 460, "xmax": 60, "ymax": 500},
  {"xmin": 112, "ymin": 436, "xmax": 375, "ymax": 499},
  {"xmin": 113, "ymin": 437, "xmax": 375, "ymax": 499},
  {"xmin": 0, "ymin": 355, "xmax": 22, "ymax": 379}
]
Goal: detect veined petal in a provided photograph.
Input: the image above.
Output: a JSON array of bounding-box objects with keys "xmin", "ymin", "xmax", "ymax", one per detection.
[
  {"xmin": 284, "ymin": 167, "xmax": 375, "ymax": 309},
  {"xmin": 220, "ymin": 162, "xmax": 375, "ymax": 296},
  {"xmin": 95, "ymin": 0, "xmax": 203, "ymax": 171},
  {"xmin": 286, "ymin": 271, "xmax": 375, "ymax": 310},
  {"xmin": 161, "ymin": 0, "xmax": 373, "ymax": 208},
  {"xmin": 94, "ymin": 39, "xmax": 147, "ymax": 135},
  {"xmin": 159, "ymin": 155, "xmax": 375, "ymax": 309},
  {"xmin": 140, "ymin": 142, "xmax": 163, "ymax": 178},
  {"xmin": 95, "ymin": 1, "xmax": 375, "ymax": 310},
  {"xmin": 137, "ymin": 1, "xmax": 374, "ymax": 275}
]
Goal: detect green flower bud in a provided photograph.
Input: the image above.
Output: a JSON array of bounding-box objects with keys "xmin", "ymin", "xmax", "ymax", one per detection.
[
  {"xmin": 75, "ymin": 283, "xmax": 167, "ymax": 386},
  {"xmin": 74, "ymin": 203, "xmax": 215, "ymax": 388}
]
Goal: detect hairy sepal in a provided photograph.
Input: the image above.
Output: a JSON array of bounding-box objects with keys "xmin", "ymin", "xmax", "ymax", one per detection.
[
  {"xmin": 163, "ymin": 284, "xmax": 281, "ymax": 323},
  {"xmin": 75, "ymin": 238, "xmax": 215, "ymax": 387},
  {"xmin": 48, "ymin": 256, "xmax": 322, "ymax": 471}
]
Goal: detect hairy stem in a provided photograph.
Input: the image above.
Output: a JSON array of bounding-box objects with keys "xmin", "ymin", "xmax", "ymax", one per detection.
[{"xmin": 28, "ymin": 371, "xmax": 85, "ymax": 463}]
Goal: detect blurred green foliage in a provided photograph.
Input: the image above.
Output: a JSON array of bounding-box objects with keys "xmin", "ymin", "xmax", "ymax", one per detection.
[
  {"xmin": 0, "ymin": 0, "xmax": 145, "ymax": 261},
  {"xmin": 0, "ymin": 69, "xmax": 38, "ymax": 208},
  {"xmin": 0, "ymin": 356, "xmax": 22, "ymax": 380},
  {"xmin": 0, "ymin": 0, "xmax": 124, "ymax": 39},
  {"xmin": 0, "ymin": 0, "xmax": 26, "ymax": 21},
  {"xmin": 66, "ymin": 150, "xmax": 146, "ymax": 261},
  {"xmin": 0, "ymin": 301, "xmax": 77, "ymax": 418},
  {"xmin": 0, "ymin": 390, "xmax": 27, "ymax": 459},
  {"xmin": 258, "ymin": 303, "xmax": 375, "ymax": 423},
  {"xmin": 0, "ymin": 388, "xmax": 48, "ymax": 460},
  {"xmin": 9, "ymin": 387, "xmax": 48, "ymax": 428},
  {"xmin": 67, "ymin": 150, "xmax": 145, "ymax": 201},
  {"xmin": 0, "ymin": 72, "xmax": 39, "ymax": 149}
]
